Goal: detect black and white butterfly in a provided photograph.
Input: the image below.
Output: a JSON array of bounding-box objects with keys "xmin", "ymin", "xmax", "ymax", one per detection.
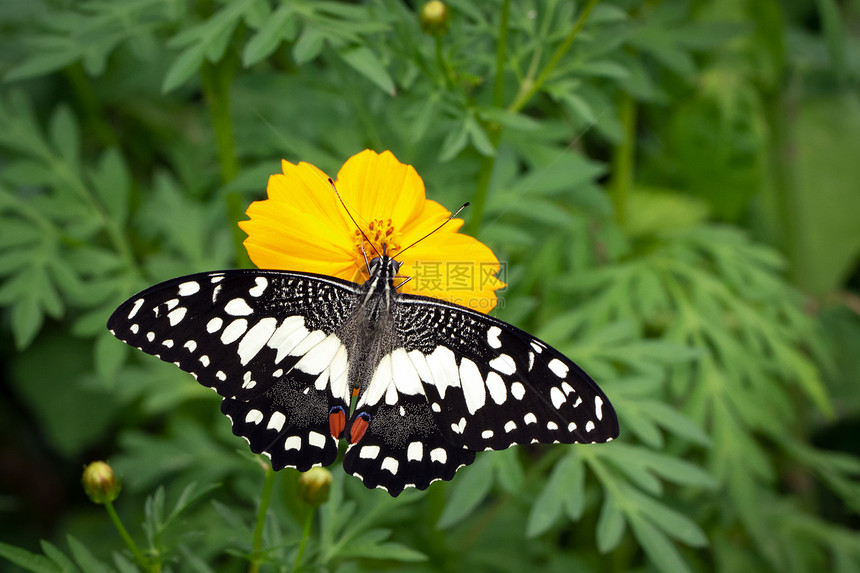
[{"xmin": 108, "ymin": 254, "xmax": 618, "ymax": 495}]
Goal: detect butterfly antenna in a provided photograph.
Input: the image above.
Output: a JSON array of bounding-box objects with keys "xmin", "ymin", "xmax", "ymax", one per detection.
[
  {"xmin": 395, "ymin": 202, "xmax": 470, "ymax": 260},
  {"xmin": 328, "ymin": 178, "xmax": 382, "ymax": 259}
]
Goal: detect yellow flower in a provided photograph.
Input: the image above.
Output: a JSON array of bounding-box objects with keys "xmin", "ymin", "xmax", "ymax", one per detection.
[{"xmin": 239, "ymin": 149, "xmax": 505, "ymax": 312}]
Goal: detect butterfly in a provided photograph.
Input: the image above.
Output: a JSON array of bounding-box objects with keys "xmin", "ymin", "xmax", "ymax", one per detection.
[{"xmin": 108, "ymin": 253, "xmax": 618, "ymax": 496}]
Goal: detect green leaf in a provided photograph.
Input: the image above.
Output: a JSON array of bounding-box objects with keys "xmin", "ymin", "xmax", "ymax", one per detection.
[
  {"xmin": 162, "ymin": 43, "xmax": 206, "ymax": 93},
  {"xmin": 631, "ymin": 489, "xmax": 708, "ymax": 547},
  {"xmin": 527, "ymin": 453, "xmax": 582, "ymax": 537},
  {"xmin": 95, "ymin": 330, "xmax": 129, "ymax": 380},
  {"xmin": 11, "ymin": 294, "xmax": 43, "ymax": 349},
  {"xmin": 112, "ymin": 553, "xmax": 139, "ymax": 573},
  {"xmin": 477, "ymin": 107, "xmax": 541, "ymax": 132},
  {"xmin": 39, "ymin": 540, "xmax": 77, "ymax": 573},
  {"xmin": 647, "ymin": 400, "xmax": 711, "ymax": 447},
  {"xmin": 338, "ymin": 46, "xmax": 395, "ymax": 96},
  {"xmin": 49, "ymin": 106, "xmax": 80, "ymax": 172},
  {"xmin": 0, "ymin": 541, "xmax": 60, "ymax": 573},
  {"xmin": 243, "ymin": 4, "xmax": 296, "ymax": 66},
  {"xmin": 0, "ymin": 249, "xmax": 34, "ymax": 274},
  {"xmin": 0, "ymin": 218, "xmax": 42, "ymax": 248},
  {"xmin": 438, "ymin": 117, "xmax": 470, "ymax": 162},
  {"xmin": 164, "ymin": 482, "xmax": 220, "ymax": 527},
  {"xmin": 596, "ymin": 493, "xmax": 626, "ymax": 553},
  {"xmin": 176, "ymin": 544, "xmax": 218, "ymax": 573},
  {"xmin": 91, "ymin": 148, "xmax": 130, "ymax": 226},
  {"xmin": 788, "ymin": 94, "xmax": 860, "ymax": 295},
  {"xmin": 293, "ymin": 26, "xmax": 325, "ymax": 65},
  {"xmin": 491, "ymin": 448, "xmax": 523, "ymax": 493},
  {"xmin": 11, "ymin": 333, "xmax": 116, "ymax": 457},
  {"xmin": 437, "ymin": 455, "xmax": 495, "ymax": 529},
  {"xmin": 628, "ymin": 515, "xmax": 692, "ymax": 573},
  {"xmin": 466, "ymin": 114, "xmax": 496, "ymax": 156},
  {"xmin": 66, "ymin": 536, "xmax": 112, "ymax": 573},
  {"xmin": 563, "ymin": 452, "xmax": 587, "ymax": 520},
  {"xmin": 338, "ymin": 529, "xmax": 426, "ymax": 562},
  {"xmin": 4, "ymin": 50, "xmax": 80, "ymax": 83}
]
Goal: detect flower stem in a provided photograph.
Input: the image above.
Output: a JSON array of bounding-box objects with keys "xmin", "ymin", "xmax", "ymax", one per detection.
[
  {"xmin": 508, "ymin": 0, "xmax": 601, "ymax": 113},
  {"xmin": 104, "ymin": 500, "xmax": 151, "ymax": 571},
  {"xmin": 201, "ymin": 58, "xmax": 238, "ymax": 184},
  {"xmin": 249, "ymin": 466, "xmax": 277, "ymax": 573},
  {"xmin": 201, "ymin": 49, "xmax": 251, "ymax": 267},
  {"xmin": 609, "ymin": 91, "xmax": 636, "ymax": 227},
  {"xmin": 465, "ymin": 0, "xmax": 510, "ymax": 236},
  {"xmin": 291, "ymin": 508, "xmax": 315, "ymax": 573}
]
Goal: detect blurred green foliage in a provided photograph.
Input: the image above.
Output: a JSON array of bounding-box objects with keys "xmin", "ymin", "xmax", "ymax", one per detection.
[{"xmin": 1, "ymin": 0, "xmax": 859, "ymax": 571}]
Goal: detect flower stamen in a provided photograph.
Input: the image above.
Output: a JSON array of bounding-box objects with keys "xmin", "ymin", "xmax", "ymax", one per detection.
[{"xmin": 353, "ymin": 218, "xmax": 402, "ymax": 261}]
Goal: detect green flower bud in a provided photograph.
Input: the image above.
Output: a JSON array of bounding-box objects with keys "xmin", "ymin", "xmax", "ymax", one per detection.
[
  {"xmin": 421, "ymin": 1, "xmax": 449, "ymax": 36},
  {"xmin": 82, "ymin": 461, "xmax": 121, "ymax": 504},
  {"xmin": 298, "ymin": 467, "xmax": 332, "ymax": 506}
]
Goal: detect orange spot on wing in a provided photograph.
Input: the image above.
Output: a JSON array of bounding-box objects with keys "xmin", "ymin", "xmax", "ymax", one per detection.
[
  {"xmin": 349, "ymin": 413, "xmax": 370, "ymax": 444},
  {"xmin": 329, "ymin": 408, "xmax": 346, "ymax": 439}
]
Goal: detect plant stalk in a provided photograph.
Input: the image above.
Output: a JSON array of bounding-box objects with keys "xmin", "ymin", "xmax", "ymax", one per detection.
[
  {"xmin": 508, "ymin": 0, "xmax": 601, "ymax": 114},
  {"xmin": 465, "ymin": 0, "xmax": 510, "ymax": 236},
  {"xmin": 104, "ymin": 500, "xmax": 153, "ymax": 572},
  {"xmin": 609, "ymin": 91, "xmax": 636, "ymax": 227},
  {"xmin": 291, "ymin": 508, "xmax": 315, "ymax": 573},
  {"xmin": 249, "ymin": 466, "xmax": 277, "ymax": 573}
]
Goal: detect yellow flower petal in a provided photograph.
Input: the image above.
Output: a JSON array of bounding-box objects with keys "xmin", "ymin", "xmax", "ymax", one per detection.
[{"xmin": 240, "ymin": 150, "xmax": 505, "ymax": 312}]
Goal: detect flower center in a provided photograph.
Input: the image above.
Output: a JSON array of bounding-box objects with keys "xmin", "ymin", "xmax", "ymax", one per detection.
[{"xmin": 353, "ymin": 218, "xmax": 402, "ymax": 260}]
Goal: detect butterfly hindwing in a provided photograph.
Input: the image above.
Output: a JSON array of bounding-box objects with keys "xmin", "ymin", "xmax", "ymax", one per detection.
[
  {"xmin": 107, "ymin": 270, "xmax": 359, "ymax": 470},
  {"xmin": 342, "ymin": 393, "xmax": 476, "ymax": 496}
]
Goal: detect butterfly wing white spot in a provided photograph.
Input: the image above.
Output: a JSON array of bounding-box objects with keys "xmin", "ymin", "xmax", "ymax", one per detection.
[
  {"xmin": 510, "ymin": 381, "xmax": 525, "ymax": 400},
  {"xmin": 381, "ymin": 457, "xmax": 399, "ymax": 474},
  {"xmin": 267, "ymin": 412, "xmax": 286, "ymax": 432},
  {"xmin": 459, "ymin": 357, "xmax": 486, "ymax": 415},
  {"xmin": 178, "ymin": 281, "xmax": 200, "ymax": 296},
  {"xmin": 238, "ymin": 317, "xmax": 278, "ymax": 365},
  {"xmin": 221, "ymin": 318, "xmax": 248, "ymax": 344},
  {"xmin": 308, "ymin": 431, "xmax": 326, "ymax": 448},
  {"xmin": 407, "ymin": 441, "xmax": 424, "ymax": 461},
  {"xmin": 360, "ymin": 445, "xmax": 380, "ymax": 459},
  {"xmin": 548, "ymin": 358, "xmax": 569, "ymax": 378},
  {"xmin": 128, "ymin": 299, "xmax": 144, "ymax": 319},
  {"xmin": 225, "ymin": 298, "xmax": 253, "ymax": 316},
  {"xmin": 391, "ymin": 348, "xmax": 422, "ymax": 395},
  {"xmin": 485, "ymin": 371, "xmax": 507, "ymax": 405},
  {"xmin": 488, "ymin": 353, "xmax": 516, "ymax": 375},
  {"xmin": 245, "ymin": 409, "xmax": 263, "ymax": 424},
  {"xmin": 206, "ymin": 317, "xmax": 223, "ymax": 333},
  {"xmin": 430, "ymin": 448, "xmax": 447, "ymax": 464},
  {"xmin": 486, "ymin": 326, "xmax": 502, "ymax": 349},
  {"xmin": 248, "ymin": 277, "xmax": 268, "ymax": 297},
  {"xmin": 426, "ymin": 346, "xmax": 460, "ymax": 399},
  {"xmin": 267, "ymin": 316, "xmax": 309, "ymax": 363},
  {"xmin": 550, "ymin": 387, "xmax": 565, "ymax": 409}
]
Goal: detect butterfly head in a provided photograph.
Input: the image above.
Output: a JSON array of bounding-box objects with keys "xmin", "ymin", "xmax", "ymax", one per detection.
[{"xmin": 368, "ymin": 255, "xmax": 402, "ymax": 284}]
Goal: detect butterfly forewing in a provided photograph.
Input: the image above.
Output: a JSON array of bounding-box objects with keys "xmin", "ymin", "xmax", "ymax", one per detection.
[
  {"xmin": 352, "ymin": 295, "xmax": 618, "ymax": 452},
  {"xmin": 107, "ymin": 270, "xmax": 360, "ymax": 471}
]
